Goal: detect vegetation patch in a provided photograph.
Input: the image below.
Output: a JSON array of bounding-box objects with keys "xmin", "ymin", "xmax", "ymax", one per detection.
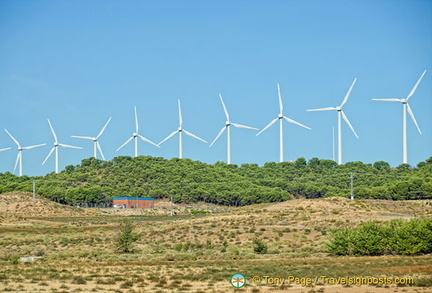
[{"xmin": 327, "ymin": 218, "xmax": 432, "ymax": 256}]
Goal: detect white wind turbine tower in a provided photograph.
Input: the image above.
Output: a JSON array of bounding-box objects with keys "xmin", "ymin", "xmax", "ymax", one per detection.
[
  {"xmin": 71, "ymin": 117, "xmax": 111, "ymax": 160},
  {"xmin": 210, "ymin": 94, "xmax": 258, "ymax": 164},
  {"xmin": 256, "ymin": 83, "xmax": 311, "ymax": 162},
  {"xmin": 116, "ymin": 106, "xmax": 158, "ymax": 157},
  {"xmin": 4, "ymin": 129, "xmax": 45, "ymax": 177},
  {"xmin": 372, "ymin": 70, "xmax": 426, "ymax": 165},
  {"xmin": 42, "ymin": 119, "xmax": 82, "ymax": 173},
  {"xmin": 158, "ymin": 99, "xmax": 207, "ymax": 158},
  {"xmin": 307, "ymin": 78, "xmax": 359, "ymax": 165}
]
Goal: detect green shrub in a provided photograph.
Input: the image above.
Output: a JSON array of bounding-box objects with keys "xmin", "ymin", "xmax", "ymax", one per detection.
[
  {"xmin": 115, "ymin": 219, "xmax": 141, "ymax": 253},
  {"xmin": 253, "ymin": 238, "xmax": 268, "ymax": 254},
  {"xmin": 327, "ymin": 218, "xmax": 432, "ymax": 256}
]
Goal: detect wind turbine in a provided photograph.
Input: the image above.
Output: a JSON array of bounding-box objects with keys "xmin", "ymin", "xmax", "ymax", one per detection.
[
  {"xmin": 4, "ymin": 129, "xmax": 45, "ymax": 176},
  {"xmin": 372, "ymin": 70, "xmax": 426, "ymax": 165},
  {"xmin": 42, "ymin": 119, "xmax": 82, "ymax": 173},
  {"xmin": 307, "ymin": 78, "xmax": 359, "ymax": 165},
  {"xmin": 116, "ymin": 106, "xmax": 158, "ymax": 157},
  {"xmin": 210, "ymin": 94, "xmax": 258, "ymax": 164},
  {"xmin": 158, "ymin": 99, "xmax": 207, "ymax": 158},
  {"xmin": 256, "ymin": 83, "xmax": 311, "ymax": 162},
  {"xmin": 71, "ymin": 117, "xmax": 111, "ymax": 160}
]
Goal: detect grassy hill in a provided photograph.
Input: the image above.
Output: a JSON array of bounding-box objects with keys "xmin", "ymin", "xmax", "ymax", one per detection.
[{"xmin": 0, "ymin": 192, "xmax": 431, "ymax": 292}]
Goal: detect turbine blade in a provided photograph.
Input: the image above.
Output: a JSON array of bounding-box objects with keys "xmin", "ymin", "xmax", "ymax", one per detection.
[
  {"xmin": 71, "ymin": 136, "xmax": 93, "ymax": 140},
  {"xmin": 372, "ymin": 98, "xmax": 403, "ymax": 102},
  {"xmin": 341, "ymin": 111, "xmax": 359, "ymax": 139},
  {"xmin": 58, "ymin": 143, "xmax": 82, "ymax": 149},
  {"xmin": 42, "ymin": 147, "xmax": 55, "ymax": 165},
  {"xmin": 306, "ymin": 107, "xmax": 338, "ymax": 112},
  {"xmin": 22, "ymin": 143, "xmax": 46, "ymax": 150},
  {"xmin": 134, "ymin": 106, "xmax": 139, "ymax": 133},
  {"xmin": 157, "ymin": 130, "xmax": 178, "ymax": 146},
  {"xmin": 47, "ymin": 119, "xmax": 58, "ymax": 143},
  {"xmin": 209, "ymin": 126, "xmax": 226, "ymax": 147},
  {"xmin": 97, "ymin": 117, "xmax": 111, "ymax": 139},
  {"xmin": 183, "ymin": 129, "xmax": 208, "ymax": 143},
  {"xmin": 256, "ymin": 118, "xmax": 278, "ymax": 136},
  {"xmin": 4, "ymin": 129, "xmax": 20, "ymax": 147},
  {"xmin": 277, "ymin": 83, "xmax": 283, "ymax": 115},
  {"xmin": 178, "ymin": 99, "xmax": 183, "ymax": 127},
  {"xmin": 283, "ymin": 116, "xmax": 312, "ymax": 130},
  {"xmin": 0, "ymin": 147, "xmax": 11, "ymax": 152},
  {"xmin": 406, "ymin": 103, "xmax": 422, "ymax": 134},
  {"xmin": 219, "ymin": 94, "xmax": 230, "ymax": 121},
  {"xmin": 14, "ymin": 152, "xmax": 20, "ymax": 172},
  {"xmin": 137, "ymin": 134, "xmax": 159, "ymax": 147},
  {"xmin": 96, "ymin": 142, "xmax": 105, "ymax": 160},
  {"xmin": 231, "ymin": 122, "xmax": 258, "ymax": 130},
  {"xmin": 407, "ymin": 69, "xmax": 427, "ymax": 100},
  {"xmin": 340, "ymin": 78, "xmax": 357, "ymax": 107},
  {"xmin": 116, "ymin": 136, "xmax": 134, "ymax": 151}
]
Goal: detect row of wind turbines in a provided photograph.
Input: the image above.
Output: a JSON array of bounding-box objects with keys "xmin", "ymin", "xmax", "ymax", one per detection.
[{"xmin": 0, "ymin": 70, "xmax": 427, "ymax": 176}]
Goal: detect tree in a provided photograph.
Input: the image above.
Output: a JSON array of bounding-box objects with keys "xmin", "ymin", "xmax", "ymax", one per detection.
[
  {"xmin": 373, "ymin": 161, "xmax": 390, "ymax": 171},
  {"xmin": 116, "ymin": 220, "xmax": 141, "ymax": 253},
  {"xmin": 252, "ymin": 238, "xmax": 268, "ymax": 254},
  {"xmin": 295, "ymin": 157, "xmax": 307, "ymax": 168}
]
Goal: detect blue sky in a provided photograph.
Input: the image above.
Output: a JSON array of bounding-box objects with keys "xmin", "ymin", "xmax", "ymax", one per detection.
[{"xmin": 0, "ymin": 0, "xmax": 431, "ymax": 176}]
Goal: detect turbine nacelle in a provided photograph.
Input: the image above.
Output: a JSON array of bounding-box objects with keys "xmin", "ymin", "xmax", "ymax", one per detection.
[
  {"xmin": 158, "ymin": 99, "xmax": 207, "ymax": 158},
  {"xmin": 372, "ymin": 69, "xmax": 426, "ymax": 164},
  {"xmin": 257, "ymin": 83, "xmax": 311, "ymax": 163},
  {"xmin": 71, "ymin": 117, "xmax": 111, "ymax": 160},
  {"xmin": 306, "ymin": 77, "xmax": 358, "ymax": 165},
  {"xmin": 117, "ymin": 107, "xmax": 157, "ymax": 157},
  {"xmin": 211, "ymin": 94, "xmax": 257, "ymax": 164}
]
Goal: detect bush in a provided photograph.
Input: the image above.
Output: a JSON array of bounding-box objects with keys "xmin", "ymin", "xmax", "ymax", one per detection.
[
  {"xmin": 116, "ymin": 219, "xmax": 141, "ymax": 253},
  {"xmin": 327, "ymin": 218, "xmax": 432, "ymax": 256},
  {"xmin": 253, "ymin": 238, "xmax": 268, "ymax": 254}
]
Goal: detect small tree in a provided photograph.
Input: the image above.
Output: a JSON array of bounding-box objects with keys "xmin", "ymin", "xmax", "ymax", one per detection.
[
  {"xmin": 116, "ymin": 219, "xmax": 140, "ymax": 253},
  {"xmin": 253, "ymin": 238, "xmax": 268, "ymax": 254}
]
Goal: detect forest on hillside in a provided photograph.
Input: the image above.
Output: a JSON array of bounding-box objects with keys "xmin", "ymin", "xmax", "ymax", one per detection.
[{"xmin": 0, "ymin": 156, "xmax": 431, "ymax": 206}]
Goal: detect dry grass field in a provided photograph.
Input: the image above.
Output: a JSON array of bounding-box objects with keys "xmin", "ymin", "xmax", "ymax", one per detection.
[{"xmin": 1, "ymin": 191, "xmax": 432, "ymax": 293}]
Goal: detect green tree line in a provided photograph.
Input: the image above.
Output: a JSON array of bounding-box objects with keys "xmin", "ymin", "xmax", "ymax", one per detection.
[{"xmin": 0, "ymin": 156, "xmax": 431, "ymax": 206}]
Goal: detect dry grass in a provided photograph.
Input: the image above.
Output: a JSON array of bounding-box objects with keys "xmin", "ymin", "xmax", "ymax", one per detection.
[{"xmin": 0, "ymin": 192, "xmax": 432, "ymax": 292}]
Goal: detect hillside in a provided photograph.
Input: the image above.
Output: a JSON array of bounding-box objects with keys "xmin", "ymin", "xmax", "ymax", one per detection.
[
  {"xmin": 0, "ymin": 192, "xmax": 92, "ymax": 223},
  {"xmin": 0, "ymin": 155, "xmax": 432, "ymax": 207},
  {"xmin": 0, "ymin": 196, "xmax": 431, "ymax": 293}
]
